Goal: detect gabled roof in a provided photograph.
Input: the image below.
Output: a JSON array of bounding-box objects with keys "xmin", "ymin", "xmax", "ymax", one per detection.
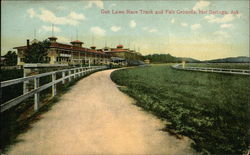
[
  {"xmin": 70, "ymin": 40, "xmax": 83, "ymax": 44},
  {"xmin": 117, "ymin": 44, "xmax": 123, "ymax": 48},
  {"xmin": 108, "ymin": 48, "xmax": 130, "ymax": 53},
  {"xmin": 13, "ymin": 46, "xmax": 28, "ymax": 50}
]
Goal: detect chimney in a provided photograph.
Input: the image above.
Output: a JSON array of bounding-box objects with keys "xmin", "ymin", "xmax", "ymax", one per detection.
[{"xmin": 27, "ymin": 39, "xmax": 30, "ymax": 47}]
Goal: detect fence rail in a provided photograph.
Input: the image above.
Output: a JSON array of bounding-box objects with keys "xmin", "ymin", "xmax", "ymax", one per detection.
[
  {"xmin": 172, "ymin": 64, "xmax": 250, "ymax": 75},
  {"xmin": 0, "ymin": 66, "xmax": 107, "ymax": 113}
]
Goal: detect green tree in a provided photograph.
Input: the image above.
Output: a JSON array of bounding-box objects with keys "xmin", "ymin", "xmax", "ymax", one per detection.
[
  {"xmin": 24, "ymin": 39, "xmax": 51, "ymax": 63},
  {"xmin": 145, "ymin": 54, "xmax": 179, "ymax": 63},
  {"xmin": 3, "ymin": 51, "xmax": 17, "ymax": 66}
]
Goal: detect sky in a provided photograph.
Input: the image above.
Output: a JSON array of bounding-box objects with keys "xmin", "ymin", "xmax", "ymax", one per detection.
[{"xmin": 1, "ymin": 0, "xmax": 249, "ymax": 60}]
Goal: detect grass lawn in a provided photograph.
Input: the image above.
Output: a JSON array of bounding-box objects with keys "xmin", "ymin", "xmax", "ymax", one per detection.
[{"xmin": 111, "ymin": 64, "xmax": 250, "ymax": 155}]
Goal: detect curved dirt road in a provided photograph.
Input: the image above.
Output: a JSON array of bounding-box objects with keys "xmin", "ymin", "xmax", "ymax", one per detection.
[{"xmin": 8, "ymin": 69, "xmax": 195, "ymax": 155}]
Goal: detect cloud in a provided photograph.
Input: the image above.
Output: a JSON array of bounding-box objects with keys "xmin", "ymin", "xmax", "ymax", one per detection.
[
  {"xmin": 191, "ymin": 24, "xmax": 201, "ymax": 30},
  {"xmin": 220, "ymin": 24, "xmax": 233, "ymax": 28},
  {"xmin": 27, "ymin": 8, "xmax": 85, "ymax": 26},
  {"xmin": 204, "ymin": 14, "xmax": 235, "ymax": 23},
  {"xmin": 110, "ymin": 3, "xmax": 116, "ymax": 7},
  {"xmin": 39, "ymin": 25, "xmax": 61, "ymax": 33},
  {"xmin": 56, "ymin": 6, "xmax": 67, "ymax": 10},
  {"xmin": 142, "ymin": 27, "xmax": 148, "ymax": 31},
  {"xmin": 68, "ymin": 11, "xmax": 85, "ymax": 20},
  {"xmin": 110, "ymin": 26, "xmax": 121, "ymax": 32},
  {"xmin": 148, "ymin": 28, "xmax": 158, "ymax": 33},
  {"xmin": 142, "ymin": 27, "xmax": 157, "ymax": 33},
  {"xmin": 129, "ymin": 20, "xmax": 136, "ymax": 28},
  {"xmin": 90, "ymin": 26, "xmax": 106, "ymax": 36},
  {"xmin": 171, "ymin": 18, "xmax": 175, "ymax": 24},
  {"xmin": 236, "ymin": 13, "xmax": 242, "ymax": 18},
  {"xmin": 85, "ymin": 0, "xmax": 104, "ymax": 9},
  {"xmin": 38, "ymin": 8, "xmax": 79, "ymax": 25},
  {"xmin": 27, "ymin": 8, "xmax": 36, "ymax": 18},
  {"xmin": 213, "ymin": 31, "xmax": 229, "ymax": 39},
  {"xmin": 181, "ymin": 22, "xmax": 188, "ymax": 27},
  {"xmin": 57, "ymin": 36, "xmax": 71, "ymax": 43},
  {"xmin": 193, "ymin": 0, "xmax": 210, "ymax": 11}
]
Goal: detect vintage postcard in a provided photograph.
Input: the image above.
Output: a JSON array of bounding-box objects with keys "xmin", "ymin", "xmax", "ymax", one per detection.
[{"xmin": 1, "ymin": 0, "xmax": 249, "ymax": 155}]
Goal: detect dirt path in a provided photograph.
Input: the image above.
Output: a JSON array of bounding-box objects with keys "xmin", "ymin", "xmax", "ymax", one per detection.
[{"xmin": 7, "ymin": 69, "xmax": 195, "ymax": 155}]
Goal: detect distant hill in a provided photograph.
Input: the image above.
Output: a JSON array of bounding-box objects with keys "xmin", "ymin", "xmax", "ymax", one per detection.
[
  {"xmin": 144, "ymin": 54, "xmax": 201, "ymax": 63},
  {"xmin": 144, "ymin": 54, "xmax": 249, "ymax": 64},
  {"xmin": 203, "ymin": 56, "xmax": 250, "ymax": 63},
  {"xmin": 144, "ymin": 54, "xmax": 179, "ymax": 63},
  {"xmin": 177, "ymin": 57, "xmax": 201, "ymax": 63}
]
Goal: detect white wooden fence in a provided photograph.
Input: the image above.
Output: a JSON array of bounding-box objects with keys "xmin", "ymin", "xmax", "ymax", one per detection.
[
  {"xmin": 0, "ymin": 66, "xmax": 107, "ymax": 113},
  {"xmin": 172, "ymin": 64, "xmax": 250, "ymax": 75}
]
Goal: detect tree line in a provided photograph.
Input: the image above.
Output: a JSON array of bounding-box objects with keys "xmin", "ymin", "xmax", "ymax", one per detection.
[{"xmin": 144, "ymin": 54, "xmax": 181, "ymax": 63}]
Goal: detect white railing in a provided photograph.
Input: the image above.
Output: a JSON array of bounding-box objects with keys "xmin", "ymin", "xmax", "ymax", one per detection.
[
  {"xmin": 0, "ymin": 66, "xmax": 107, "ymax": 113},
  {"xmin": 172, "ymin": 64, "xmax": 250, "ymax": 75}
]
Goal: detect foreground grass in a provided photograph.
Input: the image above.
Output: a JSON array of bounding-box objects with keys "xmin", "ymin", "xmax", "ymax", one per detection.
[{"xmin": 111, "ymin": 64, "xmax": 250, "ymax": 155}]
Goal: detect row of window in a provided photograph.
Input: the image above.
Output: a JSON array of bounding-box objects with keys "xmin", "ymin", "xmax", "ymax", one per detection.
[{"xmin": 20, "ymin": 57, "xmax": 50, "ymax": 62}]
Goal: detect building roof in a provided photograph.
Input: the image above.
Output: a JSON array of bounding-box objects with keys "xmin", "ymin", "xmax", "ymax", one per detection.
[
  {"xmin": 117, "ymin": 44, "xmax": 123, "ymax": 48},
  {"xmin": 1, "ymin": 57, "xmax": 7, "ymax": 61},
  {"xmin": 13, "ymin": 46, "xmax": 27, "ymax": 50},
  {"xmin": 48, "ymin": 36, "xmax": 58, "ymax": 40},
  {"xmin": 70, "ymin": 40, "xmax": 83, "ymax": 44},
  {"xmin": 13, "ymin": 42, "xmax": 106, "ymax": 55},
  {"xmin": 108, "ymin": 48, "xmax": 130, "ymax": 53}
]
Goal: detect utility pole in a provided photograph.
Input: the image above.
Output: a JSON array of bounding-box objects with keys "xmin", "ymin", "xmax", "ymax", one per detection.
[
  {"xmin": 34, "ymin": 29, "xmax": 36, "ymax": 39},
  {"xmin": 92, "ymin": 34, "xmax": 94, "ymax": 45},
  {"xmin": 78, "ymin": 51, "xmax": 80, "ymax": 66},
  {"xmin": 84, "ymin": 53, "xmax": 86, "ymax": 66},
  {"xmin": 70, "ymin": 30, "xmax": 72, "ymax": 41},
  {"xmin": 76, "ymin": 28, "xmax": 78, "ymax": 40},
  {"xmin": 52, "ymin": 24, "xmax": 54, "ymax": 37}
]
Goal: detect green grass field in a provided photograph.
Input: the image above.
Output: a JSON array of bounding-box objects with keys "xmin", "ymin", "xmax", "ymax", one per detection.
[
  {"xmin": 186, "ymin": 63, "xmax": 250, "ymax": 69},
  {"xmin": 111, "ymin": 64, "xmax": 250, "ymax": 155}
]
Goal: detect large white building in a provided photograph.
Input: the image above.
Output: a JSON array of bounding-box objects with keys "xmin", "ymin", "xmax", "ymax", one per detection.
[{"xmin": 14, "ymin": 36, "xmax": 111, "ymax": 66}]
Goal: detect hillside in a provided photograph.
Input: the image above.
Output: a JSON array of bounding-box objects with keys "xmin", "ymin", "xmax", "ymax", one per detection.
[
  {"xmin": 203, "ymin": 56, "xmax": 250, "ymax": 63},
  {"xmin": 144, "ymin": 54, "xmax": 200, "ymax": 63},
  {"xmin": 177, "ymin": 57, "xmax": 201, "ymax": 63},
  {"xmin": 144, "ymin": 54, "xmax": 249, "ymax": 64}
]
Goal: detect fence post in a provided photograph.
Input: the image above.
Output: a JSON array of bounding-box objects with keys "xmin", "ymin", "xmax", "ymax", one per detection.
[
  {"xmin": 62, "ymin": 71, "xmax": 65, "ymax": 84},
  {"xmin": 34, "ymin": 77, "xmax": 40, "ymax": 111},
  {"xmin": 80, "ymin": 68, "xmax": 83, "ymax": 76},
  {"xmin": 23, "ymin": 69, "xmax": 28, "ymax": 94},
  {"xmin": 83, "ymin": 68, "xmax": 86, "ymax": 75},
  {"xmin": 52, "ymin": 73, "xmax": 56, "ymax": 97},
  {"xmin": 74, "ymin": 69, "xmax": 76, "ymax": 78},
  {"xmin": 68, "ymin": 70, "xmax": 71, "ymax": 82}
]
